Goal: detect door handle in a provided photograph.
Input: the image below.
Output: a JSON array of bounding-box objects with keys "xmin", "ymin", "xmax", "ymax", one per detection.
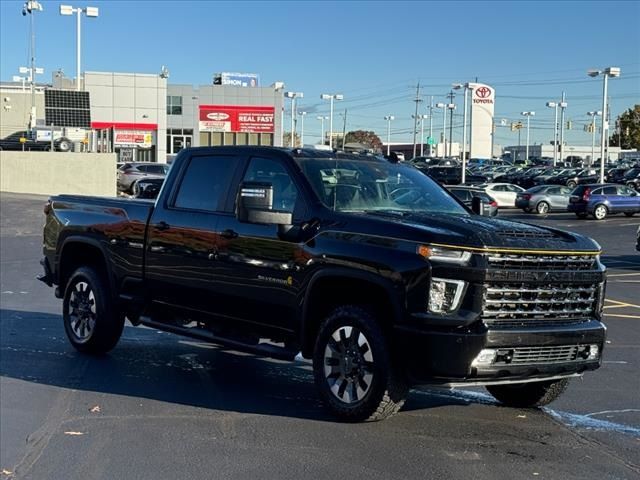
[
  {"xmin": 156, "ymin": 221, "xmax": 170, "ymax": 231},
  {"xmin": 220, "ymin": 229, "xmax": 238, "ymax": 239}
]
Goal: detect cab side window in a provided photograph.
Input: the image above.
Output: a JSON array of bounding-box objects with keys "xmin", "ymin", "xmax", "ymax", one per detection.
[
  {"xmin": 174, "ymin": 155, "xmax": 237, "ymax": 212},
  {"xmin": 241, "ymin": 157, "xmax": 299, "ymax": 214}
]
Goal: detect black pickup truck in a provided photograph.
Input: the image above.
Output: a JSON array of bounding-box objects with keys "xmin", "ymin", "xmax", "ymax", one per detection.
[{"xmin": 40, "ymin": 146, "xmax": 607, "ymax": 422}]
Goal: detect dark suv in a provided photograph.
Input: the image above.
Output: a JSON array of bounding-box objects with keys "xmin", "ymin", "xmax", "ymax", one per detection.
[{"xmin": 420, "ymin": 166, "xmax": 487, "ymax": 185}]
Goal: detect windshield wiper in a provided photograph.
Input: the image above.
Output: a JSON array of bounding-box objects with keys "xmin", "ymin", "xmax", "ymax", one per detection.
[{"xmin": 363, "ymin": 209, "xmax": 413, "ymax": 217}]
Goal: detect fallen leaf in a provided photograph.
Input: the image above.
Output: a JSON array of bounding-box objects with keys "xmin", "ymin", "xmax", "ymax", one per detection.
[
  {"xmin": 517, "ymin": 415, "xmax": 527, "ymax": 419},
  {"xmin": 2, "ymin": 469, "xmax": 13, "ymax": 475},
  {"xmin": 89, "ymin": 405, "xmax": 101, "ymax": 413},
  {"xmin": 533, "ymin": 473, "xmax": 539, "ymax": 476},
  {"xmin": 64, "ymin": 431, "xmax": 84, "ymax": 436}
]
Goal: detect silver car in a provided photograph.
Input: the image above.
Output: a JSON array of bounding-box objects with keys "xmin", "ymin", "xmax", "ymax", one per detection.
[
  {"xmin": 515, "ymin": 185, "xmax": 573, "ymax": 214},
  {"xmin": 117, "ymin": 162, "xmax": 170, "ymax": 193}
]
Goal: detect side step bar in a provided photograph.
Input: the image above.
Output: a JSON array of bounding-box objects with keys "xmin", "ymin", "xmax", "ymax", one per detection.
[{"xmin": 139, "ymin": 317, "xmax": 298, "ymax": 362}]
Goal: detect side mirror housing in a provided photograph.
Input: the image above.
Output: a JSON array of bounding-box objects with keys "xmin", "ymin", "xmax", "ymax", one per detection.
[
  {"xmin": 471, "ymin": 196, "xmax": 487, "ymax": 215},
  {"xmin": 236, "ymin": 181, "xmax": 293, "ymax": 225}
]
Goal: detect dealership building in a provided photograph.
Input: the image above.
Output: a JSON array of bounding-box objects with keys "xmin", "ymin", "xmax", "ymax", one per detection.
[{"xmin": 1, "ymin": 70, "xmax": 285, "ymax": 163}]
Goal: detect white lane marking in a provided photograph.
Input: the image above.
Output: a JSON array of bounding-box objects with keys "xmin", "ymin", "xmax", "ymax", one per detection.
[
  {"xmin": 584, "ymin": 409, "xmax": 640, "ymax": 417},
  {"xmin": 605, "ymin": 299, "xmax": 640, "ymax": 308},
  {"xmin": 607, "ymin": 272, "xmax": 640, "ymax": 277},
  {"xmin": 544, "ymin": 409, "xmax": 640, "ymax": 437},
  {"xmin": 612, "ymin": 280, "xmax": 640, "ymax": 284},
  {"xmin": 602, "ymin": 361, "xmax": 628, "ymax": 364},
  {"xmin": 604, "ymin": 314, "xmax": 640, "ymax": 319},
  {"xmin": 617, "ymin": 223, "xmax": 640, "ymax": 227}
]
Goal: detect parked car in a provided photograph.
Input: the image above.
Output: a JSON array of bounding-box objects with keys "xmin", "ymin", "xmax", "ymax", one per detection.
[
  {"xmin": 117, "ymin": 162, "xmax": 171, "ymax": 193},
  {"xmin": 568, "ymin": 184, "xmax": 640, "ymax": 220},
  {"xmin": 564, "ymin": 155, "xmax": 584, "ymax": 167},
  {"xmin": 479, "ymin": 183, "xmax": 525, "ymax": 208},
  {"xmin": 131, "ymin": 176, "xmax": 165, "ymax": 199},
  {"xmin": 0, "ymin": 131, "xmax": 72, "ymax": 152},
  {"xmin": 420, "ymin": 166, "xmax": 487, "ymax": 185},
  {"xmin": 546, "ymin": 168, "xmax": 582, "ymax": 186},
  {"xmin": 565, "ymin": 168, "xmax": 599, "ymax": 189},
  {"xmin": 636, "ymin": 226, "xmax": 640, "ymax": 252},
  {"xmin": 515, "ymin": 185, "xmax": 573, "ymax": 214},
  {"xmin": 446, "ymin": 186, "xmax": 499, "ymax": 216},
  {"xmin": 626, "ymin": 171, "xmax": 640, "ymax": 192},
  {"xmin": 532, "ymin": 167, "xmax": 569, "ymax": 186},
  {"xmin": 604, "ymin": 167, "xmax": 629, "ymax": 184}
]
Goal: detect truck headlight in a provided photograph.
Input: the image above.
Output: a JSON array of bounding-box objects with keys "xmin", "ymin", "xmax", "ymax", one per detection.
[
  {"xmin": 417, "ymin": 245, "xmax": 472, "ymax": 264},
  {"xmin": 428, "ymin": 278, "xmax": 466, "ymax": 314}
]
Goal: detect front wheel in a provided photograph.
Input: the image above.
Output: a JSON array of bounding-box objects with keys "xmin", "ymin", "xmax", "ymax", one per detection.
[
  {"xmin": 63, "ymin": 266, "xmax": 124, "ymax": 354},
  {"xmin": 56, "ymin": 138, "xmax": 72, "ymax": 152},
  {"xmin": 593, "ymin": 204, "xmax": 608, "ymax": 220},
  {"xmin": 486, "ymin": 379, "xmax": 570, "ymax": 407},
  {"xmin": 313, "ymin": 305, "xmax": 408, "ymax": 422}
]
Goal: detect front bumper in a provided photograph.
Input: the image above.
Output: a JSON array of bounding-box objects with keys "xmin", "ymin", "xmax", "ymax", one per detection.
[{"xmin": 394, "ymin": 320, "xmax": 605, "ymax": 386}]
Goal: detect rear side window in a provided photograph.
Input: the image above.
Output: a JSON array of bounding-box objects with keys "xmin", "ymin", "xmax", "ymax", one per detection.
[
  {"xmin": 450, "ymin": 189, "xmax": 470, "ymax": 201},
  {"xmin": 602, "ymin": 186, "xmax": 617, "ymax": 195},
  {"xmin": 146, "ymin": 164, "xmax": 168, "ymax": 174},
  {"xmin": 174, "ymin": 155, "xmax": 237, "ymax": 212}
]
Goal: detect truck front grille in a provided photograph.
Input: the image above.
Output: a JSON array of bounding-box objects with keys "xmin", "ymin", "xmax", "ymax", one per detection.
[
  {"xmin": 487, "ymin": 253, "xmax": 597, "ymax": 271},
  {"xmin": 482, "ymin": 283, "xmax": 596, "ymax": 328}
]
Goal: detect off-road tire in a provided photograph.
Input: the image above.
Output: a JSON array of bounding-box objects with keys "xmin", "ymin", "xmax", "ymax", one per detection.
[
  {"xmin": 486, "ymin": 379, "xmax": 570, "ymax": 408},
  {"xmin": 63, "ymin": 266, "xmax": 124, "ymax": 354},
  {"xmin": 313, "ymin": 305, "xmax": 408, "ymax": 422}
]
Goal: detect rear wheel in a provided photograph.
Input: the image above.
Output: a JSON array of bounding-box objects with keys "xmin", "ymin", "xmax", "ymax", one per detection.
[
  {"xmin": 63, "ymin": 266, "xmax": 124, "ymax": 354},
  {"xmin": 56, "ymin": 138, "xmax": 72, "ymax": 152},
  {"xmin": 593, "ymin": 204, "xmax": 608, "ymax": 220},
  {"xmin": 313, "ymin": 305, "xmax": 408, "ymax": 422},
  {"xmin": 567, "ymin": 180, "xmax": 577, "ymax": 189},
  {"xmin": 536, "ymin": 201, "xmax": 549, "ymax": 215},
  {"xmin": 486, "ymin": 379, "xmax": 570, "ymax": 407}
]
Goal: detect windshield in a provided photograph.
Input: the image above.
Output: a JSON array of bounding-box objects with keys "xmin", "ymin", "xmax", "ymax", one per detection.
[{"xmin": 296, "ymin": 158, "xmax": 468, "ymax": 216}]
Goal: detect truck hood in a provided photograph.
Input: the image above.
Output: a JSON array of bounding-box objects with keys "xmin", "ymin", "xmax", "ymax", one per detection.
[{"xmin": 340, "ymin": 212, "xmax": 599, "ymax": 252}]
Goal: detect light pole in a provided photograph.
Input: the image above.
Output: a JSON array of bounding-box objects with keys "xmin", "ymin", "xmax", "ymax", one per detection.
[
  {"xmin": 320, "ymin": 93, "xmax": 343, "ymax": 149},
  {"xmin": 285, "ymin": 91, "xmax": 303, "ymax": 147},
  {"xmin": 271, "ymin": 82, "xmax": 285, "ymax": 146},
  {"xmin": 435, "ymin": 103, "xmax": 446, "ymax": 157},
  {"xmin": 446, "ymin": 103, "xmax": 456, "ymax": 158},
  {"xmin": 60, "ymin": 5, "xmax": 99, "ymax": 91},
  {"xmin": 521, "ymin": 112, "xmax": 535, "ymax": 163},
  {"xmin": 546, "ymin": 101, "xmax": 559, "ymax": 166},
  {"xmin": 22, "ymin": 1, "xmax": 44, "ymax": 131},
  {"xmin": 384, "ymin": 115, "xmax": 395, "ymax": 156},
  {"xmin": 299, "ymin": 111, "xmax": 307, "ymax": 146},
  {"xmin": 587, "ymin": 111, "xmax": 602, "ymax": 166},
  {"xmin": 419, "ymin": 114, "xmax": 428, "ymax": 156},
  {"xmin": 588, "ymin": 67, "xmax": 621, "ymax": 183},
  {"xmin": 428, "ymin": 96, "xmax": 434, "ymax": 156},
  {"xmin": 316, "ymin": 115, "xmax": 328, "ymax": 145},
  {"xmin": 559, "ymin": 94, "xmax": 567, "ymax": 164},
  {"xmin": 12, "ymin": 75, "xmax": 28, "ymax": 92},
  {"xmin": 453, "ymin": 83, "xmax": 471, "ymax": 176}
]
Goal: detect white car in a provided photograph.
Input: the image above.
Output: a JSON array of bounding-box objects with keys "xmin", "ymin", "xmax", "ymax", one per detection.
[{"xmin": 479, "ymin": 183, "xmax": 525, "ymax": 208}]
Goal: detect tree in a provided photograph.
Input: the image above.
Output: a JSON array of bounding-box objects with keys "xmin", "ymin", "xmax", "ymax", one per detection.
[
  {"xmin": 282, "ymin": 132, "xmax": 301, "ymax": 148},
  {"xmin": 343, "ymin": 130, "xmax": 383, "ymax": 152},
  {"xmin": 610, "ymin": 105, "xmax": 640, "ymax": 150}
]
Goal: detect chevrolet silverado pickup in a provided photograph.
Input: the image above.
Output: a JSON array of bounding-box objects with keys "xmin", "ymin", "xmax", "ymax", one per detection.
[{"xmin": 39, "ymin": 147, "xmax": 607, "ymax": 422}]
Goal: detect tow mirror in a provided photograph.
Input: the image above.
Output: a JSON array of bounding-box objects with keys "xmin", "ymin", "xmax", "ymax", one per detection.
[{"xmin": 236, "ymin": 181, "xmax": 292, "ymax": 225}]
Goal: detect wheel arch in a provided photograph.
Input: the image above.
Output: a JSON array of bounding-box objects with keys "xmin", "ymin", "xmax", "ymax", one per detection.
[
  {"xmin": 58, "ymin": 237, "xmax": 116, "ymax": 299},
  {"xmin": 299, "ymin": 268, "xmax": 403, "ymax": 358}
]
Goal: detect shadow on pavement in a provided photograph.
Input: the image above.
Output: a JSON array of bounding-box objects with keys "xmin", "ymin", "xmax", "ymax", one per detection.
[{"xmin": 0, "ymin": 308, "xmax": 474, "ymax": 422}]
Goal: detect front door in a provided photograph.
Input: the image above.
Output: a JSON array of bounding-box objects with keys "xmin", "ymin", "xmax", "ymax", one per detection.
[{"xmin": 214, "ymin": 155, "xmax": 310, "ymax": 334}]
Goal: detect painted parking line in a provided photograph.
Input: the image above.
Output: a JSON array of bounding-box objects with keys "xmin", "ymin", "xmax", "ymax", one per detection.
[
  {"xmin": 607, "ymin": 272, "xmax": 640, "ymax": 277},
  {"xmin": 604, "ymin": 313, "xmax": 640, "ymax": 319}
]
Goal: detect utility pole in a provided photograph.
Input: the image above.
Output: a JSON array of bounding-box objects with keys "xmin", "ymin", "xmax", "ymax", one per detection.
[
  {"xmin": 446, "ymin": 90, "xmax": 455, "ymax": 157},
  {"xmin": 559, "ymin": 92, "xmax": 567, "ymax": 164},
  {"xmin": 412, "ymin": 82, "xmax": 422, "ymax": 159},
  {"xmin": 341, "ymin": 109, "xmax": 347, "ymax": 149},
  {"xmin": 428, "ymin": 96, "xmax": 434, "ymax": 156}
]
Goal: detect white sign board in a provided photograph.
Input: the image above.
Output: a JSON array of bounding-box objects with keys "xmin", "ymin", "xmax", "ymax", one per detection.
[{"xmin": 468, "ymin": 83, "xmax": 495, "ymax": 159}]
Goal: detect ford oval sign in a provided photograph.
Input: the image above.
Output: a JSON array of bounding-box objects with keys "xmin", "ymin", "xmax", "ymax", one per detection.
[{"xmin": 207, "ymin": 112, "xmax": 230, "ymax": 121}]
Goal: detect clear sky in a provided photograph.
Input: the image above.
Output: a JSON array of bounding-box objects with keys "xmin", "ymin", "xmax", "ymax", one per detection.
[{"xmin": 1, "ymin": 0, "xmax": 639, "ymax": 148}]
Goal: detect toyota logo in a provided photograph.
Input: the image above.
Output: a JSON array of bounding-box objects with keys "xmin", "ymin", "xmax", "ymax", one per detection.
[
  {"xmin": 476, "ymin": 87, "xmax": 491, "ymax": 99},
  {"xmin": 206, "ymin": 112, "xmax": 229, "ymax": 120}
]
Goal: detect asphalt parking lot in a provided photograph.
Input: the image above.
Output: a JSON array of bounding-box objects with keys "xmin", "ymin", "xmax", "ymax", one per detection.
[{"xmin": 1, "ymin": 193, "xmax": 639, "ymax": 480}]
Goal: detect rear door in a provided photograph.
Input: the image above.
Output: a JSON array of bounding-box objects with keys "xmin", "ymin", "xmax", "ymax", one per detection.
[{"xmin": 145, "ymin": 152, "xmax": 245, "ymax": 317}]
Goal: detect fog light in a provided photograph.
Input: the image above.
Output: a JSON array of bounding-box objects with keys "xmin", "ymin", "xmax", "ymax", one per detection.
[
  {"xmin": 471, "ymin": 349, "xmax": 497, "ymax": 367},
  {"xmin": 428, "ymin": 278, "xmax": 466, "ymax": 314}
]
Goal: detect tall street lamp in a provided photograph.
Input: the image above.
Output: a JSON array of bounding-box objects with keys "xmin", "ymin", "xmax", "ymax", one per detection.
[
  {"xmin": 316, "ymin": 115, "xmax": 328, "ymax": 145},
  {"xmin": 320, "ymin": 93, "xmax": 343, "ymax": 148},
  {"xmin": 419, "ymin": 114, "xmax": 428, "ymax": 156},
  {"xmin": 588, "ymin": 67, "xmax": 621, "ymax": 183},
  {"xmin": 546, "ymin": 101, "xmax": 559, "ymax": 166},
  {"xmin": 446, "ymin": 103, "xmax": 456, "ymax": 158},
  {"xmin": 435, "ymin": 103, "xmax": 446, "ymax": 157},
  {"xmin": 587, "ymin": 111, "xmax": 602, "ymax": 166},
  {"xmin": 521, "ymin": 111, "xmax": 535, "ymax": 163},
  {"xmin": 285, "ymin": 91, "xmax": 303, "ymax": 147},
  {"xmin": 22, "ymin": 0, "xmax": 44, "ymax": 130},
  {"xmin": 558, "ymin": 94, "xmax": 567, "ymax": 164},
  {"xmin": 453, "ymin": 83, "xmax": 471, "ymax": 179},
  {"xmin": 271, "ymin": 82, "xmax": 285, "ymax": 146},
  {"xmin": 298, "ymin": 111, "xmax": 307, "ymax": 146},
  {"xmin": 384, "ymin": 115, "xmax": 395, "ymax": 156},
  {"xmin": 60, "ymin": 4, "xmax": 99, "ymax": 91}
]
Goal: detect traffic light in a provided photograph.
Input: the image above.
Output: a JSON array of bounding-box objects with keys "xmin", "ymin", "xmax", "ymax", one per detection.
[{"xmin": 566, "ymin": 120, "xmax": 572, "ymax": 130}]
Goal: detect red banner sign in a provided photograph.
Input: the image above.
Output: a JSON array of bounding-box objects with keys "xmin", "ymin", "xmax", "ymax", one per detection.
[{"xmin": 199, "ymin": 105, "xmax": 274, "ymax": 133}]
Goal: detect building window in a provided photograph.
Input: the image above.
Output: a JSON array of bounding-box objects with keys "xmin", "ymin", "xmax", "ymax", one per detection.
[
  {"xmin": 167, "ymin": 128, "xmax": 193, "ymax": 154},
  {"xmin": 167, "ymin": 96, "xmax": 182, "ymax": 115}
]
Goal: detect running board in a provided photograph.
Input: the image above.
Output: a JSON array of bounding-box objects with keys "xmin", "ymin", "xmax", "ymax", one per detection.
[{"xmin": 139, "ymin": 318, "xmax": 298, "ymax": 361}]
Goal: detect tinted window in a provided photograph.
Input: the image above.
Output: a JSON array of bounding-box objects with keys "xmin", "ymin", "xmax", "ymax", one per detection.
[
  {"xmin": 559, "ymin": 187, "xmax": 572, "ymax": 195},
  {"xmin": 450, "ymin": 189, "xmax": 470, "ymax": 201},
  {"xmin": 546, "ymin": 187, "xmax": 560, "ymax": 195},
  {"xmin": 174, "ymin": 155, "xmax": 237, "ymax": 212},
  {"xmin": 145, "ymin": 164, "xmax": 167, "ymax": 174},
  {"xmin": 602, "ymin": 186, "xmax": 617, "ymax": 195},
  {"xmin": 242, "ymin": 157, "xmax": 298, "ymax": 213}
]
